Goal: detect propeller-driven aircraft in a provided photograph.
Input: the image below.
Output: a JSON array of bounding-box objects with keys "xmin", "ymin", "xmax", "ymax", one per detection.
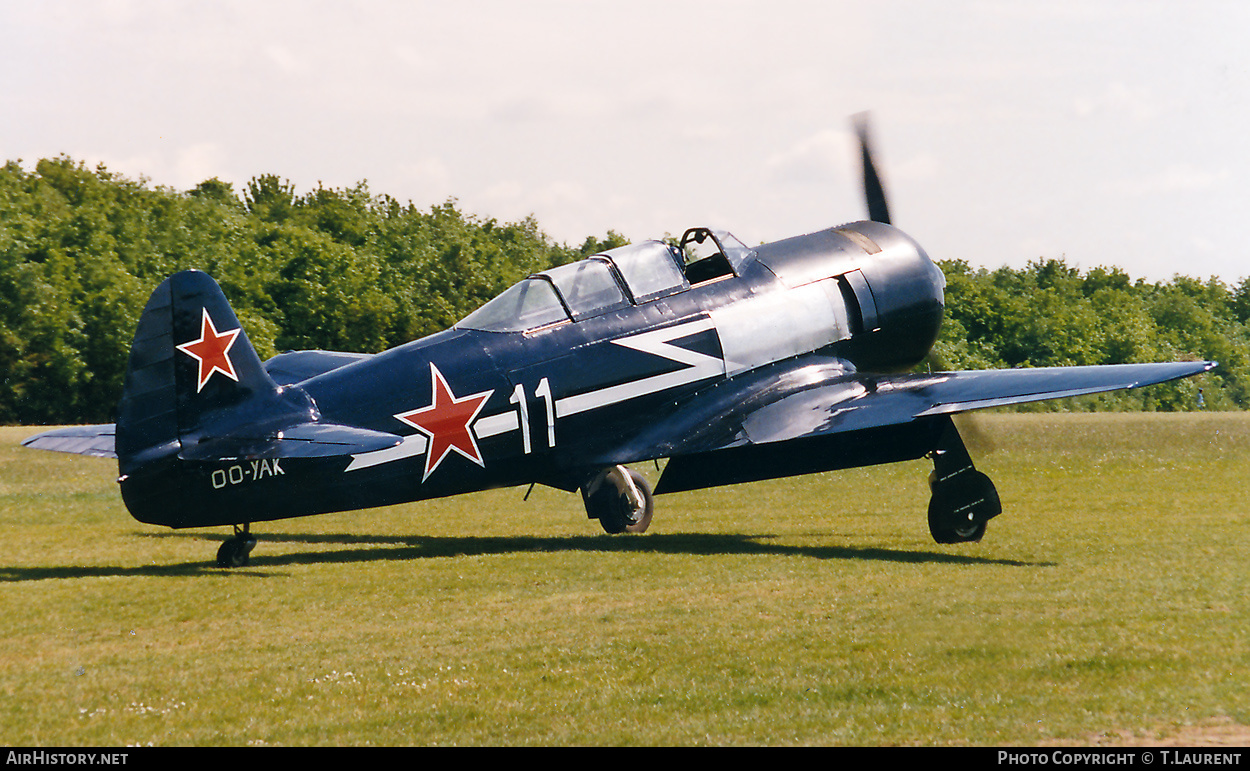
[{"xmin": 23, "ymin": 118, "xmax": 1215, "ymax": 566}]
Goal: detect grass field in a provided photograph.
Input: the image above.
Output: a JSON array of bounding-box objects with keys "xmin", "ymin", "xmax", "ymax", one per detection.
[{"xmin": 1, "ymin": 413, "xmax": 1248, "ymax": 746}]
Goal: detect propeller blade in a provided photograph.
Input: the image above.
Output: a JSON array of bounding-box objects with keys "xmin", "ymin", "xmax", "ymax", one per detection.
[
  {"xmin": 853, "ymin": 112, "xmax": 891, "ymax": 225},
  {"xmin": 856, "ymin": 114, "xmax": 992, "ymax": 452}
]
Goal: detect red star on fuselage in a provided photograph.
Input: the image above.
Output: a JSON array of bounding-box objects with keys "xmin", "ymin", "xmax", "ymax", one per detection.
[
  {"xmin": 176, "ymin": 309, "xmax": 242, "ymax": 393},
  {"xmin": 395, "ymin": 364, "xmax": 493, "ymax": 481}
]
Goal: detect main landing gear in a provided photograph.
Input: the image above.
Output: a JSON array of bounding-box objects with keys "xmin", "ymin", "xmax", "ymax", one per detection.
[
  {"xmin": 926, "ymin": 419, "xmax": 1001, "ymax": 544},
  {"xmin": 582, "ymin": 465, "xmax": 654, "ymax": 534},
  {"xmin": 216, "ymin": 523, "xmax": 257, "ymax": 567}
]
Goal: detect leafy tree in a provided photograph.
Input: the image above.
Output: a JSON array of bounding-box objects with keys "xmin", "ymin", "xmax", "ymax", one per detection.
[
  {"xmin": 189, "ymin": 177, "xmax": 242, "ymax": 207},
  {"xmin": 244, "ymin": 174, "xmax": 296, "ymax": 223}
]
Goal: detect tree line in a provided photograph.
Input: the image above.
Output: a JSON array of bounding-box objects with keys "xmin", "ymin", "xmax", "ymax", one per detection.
[
  {"xmin": 1, "ymin": 156, "xmax": 1246, "ymax": 424},
  {"xmin": 934, "ymin": 259, "xmax": 1249, "ymax": 411}
]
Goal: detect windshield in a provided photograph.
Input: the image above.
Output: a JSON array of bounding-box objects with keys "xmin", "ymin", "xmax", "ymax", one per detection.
[
  {"xmin": 712, "ymin": 230, "xmax": 756, "ymax": 273},
  {"xmin": 456, "ymin": 259, "xmax": 630, "ymax": 332},
  {"xmin": 456, "ymin": 277, "xmax": 569, "ymax": 332}
]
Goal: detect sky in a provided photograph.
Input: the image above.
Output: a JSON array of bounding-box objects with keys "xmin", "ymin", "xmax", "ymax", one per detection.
[{"xmin": 3, "ymin": 0, "xmax": 1248, "ymax": 283}]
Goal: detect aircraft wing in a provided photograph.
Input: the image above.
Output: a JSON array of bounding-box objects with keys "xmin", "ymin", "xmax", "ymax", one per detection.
[
  {"xmin": 603, "ymin": 356, "xmax": 1216, "ymax": 493},
  {"xmin": 875, "ymin": 360, "xmax": 1217, "ymax": 418}
]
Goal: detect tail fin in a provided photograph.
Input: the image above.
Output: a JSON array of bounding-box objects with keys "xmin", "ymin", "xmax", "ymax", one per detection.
[
  {"xmin": 115, "ymin": 270, "xmax": 293, "ymax": 474},
  {"xmin": 115, "ymin": 270, "xmax": 401, "ymax": 527}
]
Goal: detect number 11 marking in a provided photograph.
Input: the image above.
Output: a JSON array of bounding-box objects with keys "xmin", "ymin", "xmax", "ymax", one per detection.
[{"xmin": 510, "ymin": 377, "xmax": 555, "ymax": 454}]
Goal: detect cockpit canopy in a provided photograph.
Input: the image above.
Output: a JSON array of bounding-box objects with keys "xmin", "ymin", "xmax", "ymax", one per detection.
[{"xmin": 457, "ymin": 229, "xmax": 755, "ymax": 333}]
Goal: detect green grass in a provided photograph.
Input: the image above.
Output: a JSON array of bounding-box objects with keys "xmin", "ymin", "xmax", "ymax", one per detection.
[{"xmin": 1, "ymin": 413, "xmax": 1248, "ymax": 746}]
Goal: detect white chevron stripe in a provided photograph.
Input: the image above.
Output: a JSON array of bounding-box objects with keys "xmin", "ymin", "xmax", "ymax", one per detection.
[{"xmin": 555, "ymin": 318, "xmax": 724, "ymax": 417}]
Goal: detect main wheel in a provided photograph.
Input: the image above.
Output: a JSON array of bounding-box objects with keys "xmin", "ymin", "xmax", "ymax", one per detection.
[
  {"xmin": 584, "ymin": 466, "xmax": 654, "ymax": 534},
  {"xmin": 927, "ymin": 470, "xmax": 998, "ymax": 544},
  {"xmin": 927, "ymin": 500, "xmax": 987, "ymax": 543}
]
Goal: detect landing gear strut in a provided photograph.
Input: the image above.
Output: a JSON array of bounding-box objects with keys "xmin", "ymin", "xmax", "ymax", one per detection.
[
  {"xmin": 216, "ymin": 523, "xmax": 257, "ymax": 567},
  {"xmin": 582, "ymin": 465, "xmax": 654, "ymax": 534},
  {"xmin": 926, "ymin": 418, "xmax": 1001, "ymax": 544}
]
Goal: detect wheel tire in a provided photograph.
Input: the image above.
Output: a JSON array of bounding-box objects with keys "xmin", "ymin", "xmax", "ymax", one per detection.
[
  {"xmin": 927, "ymin": 470, "xmax": 997, "ymax": 544},
  {"xmin": 587, "ymin": 467, "xmax": 654, "ymax": 534},
  {"xmin": 927, "ymin": 497, "xmax": 987, "ymax": 544}
]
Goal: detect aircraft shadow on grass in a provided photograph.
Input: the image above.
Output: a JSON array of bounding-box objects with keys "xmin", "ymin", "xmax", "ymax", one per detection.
[{"xmin": 0, "ymin": 531, "xmax": 1052, "ymax": 582}]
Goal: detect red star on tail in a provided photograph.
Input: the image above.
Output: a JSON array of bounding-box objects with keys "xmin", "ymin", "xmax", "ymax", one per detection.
[
  {"xmin": 176, "ymin": 309, "xmax": 242, "ymax": 393},
  {"xmin": 395, "ymin": 364, "xmax": 493, "ymax": 481}
]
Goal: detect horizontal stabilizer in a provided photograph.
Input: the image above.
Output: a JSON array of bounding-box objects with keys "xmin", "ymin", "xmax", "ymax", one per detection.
[
  {"xmin": 23, "ymin": 420, "xmax": 402, "ymax": 463},
  {"xmin": 22, "ymin": 425, "xmax": 117, "ymax": 458},
  {"xmin": 178, "ymin": 422, "xmax": 403, "ymax": 461}
]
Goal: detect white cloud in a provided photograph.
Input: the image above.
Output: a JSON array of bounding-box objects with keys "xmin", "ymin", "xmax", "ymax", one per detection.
[
  {"xmin": 765, "ymin": 130, "xmax": 852, "ymax": 187},
  {"xmin": 1072, "ymin": 82, "xmax": 1167, "ymax": 122},
  {"xmin": 263, "ymin": 45, "xmax": 309, "ymax": 76},
  {"xmin": 393, "ymin": 156, "xmax": 454, "ymax": 205},
  {"xmin": 172, "ymin": 143, "xmax": 227, "ymax": 189},
  {"xmin": 1106, "ymin": 164, "xmax": 1232, "ymax": 197}
]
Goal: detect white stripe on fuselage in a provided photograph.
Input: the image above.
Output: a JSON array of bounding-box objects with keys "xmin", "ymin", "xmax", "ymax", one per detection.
[
  {"xmin": 344, "ymin": 317, "xmax": 724, "ymax": 471},
  {"xmin": 344, "ymin": 433, "xmax": 428, "ymax": 472},
  {"xmin": 554, "ymin": 317, "xmax": 724, "ymax": 418},
  {"xmin": 474, "ymin": 410, "xmax": 519, "ymax": 439}
]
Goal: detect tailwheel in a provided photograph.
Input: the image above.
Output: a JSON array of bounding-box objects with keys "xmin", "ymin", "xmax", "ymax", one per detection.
[
  {"xmin": 581, "ymin": 465, "xmax": 654, "ymax": 534},
  {"xmin": 216, "ymin": 523, "xmax": 257, "ymax": 567}
]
